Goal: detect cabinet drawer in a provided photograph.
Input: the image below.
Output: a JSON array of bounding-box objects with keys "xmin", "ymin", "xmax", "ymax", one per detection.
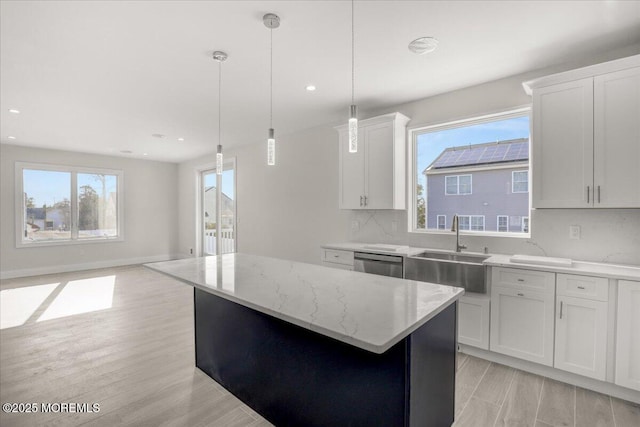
[
  {"xmin": 322, "ymin": 261, "xmax": 354, "ymax": 271},
  {"xmin": 556, "ymin": 274, "xmax": 608, "ymax": 301},
  {"xmin": 322, "ymin": 249, "xmax": 354, "ymax": 266},
  {"xmin": 492, "ymin": 267, "xmax": 555, "ymax": 293}
]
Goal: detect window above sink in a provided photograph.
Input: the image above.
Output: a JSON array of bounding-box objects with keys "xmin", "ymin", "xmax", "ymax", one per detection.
[{"xmin": 408, "ymin": 107, "xmax": 531, "ymax": 238}]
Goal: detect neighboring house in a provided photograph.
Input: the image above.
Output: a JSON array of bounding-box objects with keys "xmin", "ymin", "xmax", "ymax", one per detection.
[
  {"xmin": 26, "ymin": 207, "xmax": 70, "ymax": 231},
  {"xmin": 204, "ymin": 186, "xmax": 235, "ymax": 229},
  {"xmin": 424, "ymin": 138, "xmax": 529, "ymax": 232}
]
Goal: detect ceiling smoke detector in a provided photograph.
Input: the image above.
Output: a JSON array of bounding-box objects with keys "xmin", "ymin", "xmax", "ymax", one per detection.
[{"xmin": 408, "ymin": 37, "xmax": 439, "ymax": 55}]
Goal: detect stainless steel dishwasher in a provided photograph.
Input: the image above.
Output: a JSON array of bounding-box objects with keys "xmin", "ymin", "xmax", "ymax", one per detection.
[{"xmin": 353, "ymin": 252, "xmax": 403, "ymax": 278}]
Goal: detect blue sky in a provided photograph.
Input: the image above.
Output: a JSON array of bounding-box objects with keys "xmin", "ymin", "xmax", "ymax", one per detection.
[
  {"xmin": 204, "ymin": 169, "xmax": 234, "ymax": 199},
  {"xmin": 24, "ymin": 170, "xmax": 117, "ymax": 207},
  {"xmin": 416, "ymin": 115, "xmax": 530, "ymax": 191}
]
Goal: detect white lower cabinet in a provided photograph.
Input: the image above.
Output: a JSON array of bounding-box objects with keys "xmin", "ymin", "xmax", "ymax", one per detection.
[
  {"xmin": 615, "ymin": 280, "xmax": 640, "ymax": 391},
  {"xmin": 554, "ymin": 274, "xmax": 608, "ymax": 380},
  {"xmin": 490, "ymin": 285, "xmax": 555, "ymax": 366},
  {"xmin": 458, "ymin": 294, "xmax": 490, "ymax": 350},
  {"xmin": 321, "ymin": 248, "xmax": 354, "ymax": 271}
]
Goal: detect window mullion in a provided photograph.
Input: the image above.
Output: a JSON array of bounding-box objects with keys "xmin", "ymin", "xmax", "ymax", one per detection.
[{"xmin": 71, "ymin": 172, "xmax": 78, "ymax": 240}]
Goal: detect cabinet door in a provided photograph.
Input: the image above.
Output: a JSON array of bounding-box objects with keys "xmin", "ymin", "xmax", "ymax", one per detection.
[
  {"xmin": 554, "ymin": 296, "xmax": 607, "ymax": 380},
  {"xmin": 532, "ymin": 78, "xmax": 594, "ymax": 208},
  {"xmin": 490, "ymin": 286, "xmax": 555, "ymax": 366},
  {"xmin": 364, "ymin": 121, "xmax": 394, "ymax": 209},
  {"xmin": 615, "ymin": 280, "xmax": 640, "ymax": 391},
  {"xmin": 594, "ymin": 67, "xmax": 640, "ymax": 208},
  {"xmin": 338, "ymin": 129, "xmax": 366, "ymax": 209},
  {"xmin": 458, "ymin": 295, "xmax": 490, "ymax": 350}
]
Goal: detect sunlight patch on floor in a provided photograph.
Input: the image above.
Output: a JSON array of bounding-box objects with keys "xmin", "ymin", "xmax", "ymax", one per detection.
[
  {"xmin": 0, "ymin": 283, "xmax": 60, "ymax": 329},
  {"xmin": 38, "ymin": 275, "xmax": 116, "ymax": 322}
]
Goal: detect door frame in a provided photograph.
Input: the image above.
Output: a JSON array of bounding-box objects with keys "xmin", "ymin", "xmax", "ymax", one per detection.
[{"xmin": 196, "ymin": 157, "xmax": 237, "ymax": 256}]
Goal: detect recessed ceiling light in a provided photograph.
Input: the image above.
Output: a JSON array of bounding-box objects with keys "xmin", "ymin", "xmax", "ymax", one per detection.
[
  {"xmin": 305, "ymin": 85, "xmax": 316, "ymax": 91},
  {"xmin": 143, "ymin": 153, "xmax": 148, "ymax": 156},
  {"xmin": 120, "ymin": 150, "xmax": 133, "ymax": 154},
  {"xmin": 8, "ymin": 109, "xmax": 20, "ymax": 114},
  {"xmin": 408, "ymin": 37, "xmax": 439, "ymax": 55},
  {"xmin": 151, "ymin": 133, "xmax": 165, "ymax": 139},
  {"xmin": 177, "ymin": 137, "xmax": 185, "ymax": 142},
  {"xmin": 8, "ymin": 136, "xmax": 16, "ymax": 139}
]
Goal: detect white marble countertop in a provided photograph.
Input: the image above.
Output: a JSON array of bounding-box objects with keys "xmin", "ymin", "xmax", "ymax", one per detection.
[
  {"xmin": 485, "ymin": 254, "xmax": 640, "ymax": 281},
  {"xmin": 145, "ymin": 253, "xmax": 463, "ymax": 354},
  {"xmin": 322, "ymin": 242, "xmax": 426, "ymax": 257}
]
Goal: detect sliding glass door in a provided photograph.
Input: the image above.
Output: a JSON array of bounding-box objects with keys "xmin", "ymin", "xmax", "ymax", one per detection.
[{"xmin": 201, "ymin": 161, "xmax": 236, "ymax": 255}]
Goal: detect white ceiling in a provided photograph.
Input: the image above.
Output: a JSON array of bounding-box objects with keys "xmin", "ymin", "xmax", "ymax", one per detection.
[{"xmin": 1, "ymin": 1, "xmax": 639, "ymax": 163}]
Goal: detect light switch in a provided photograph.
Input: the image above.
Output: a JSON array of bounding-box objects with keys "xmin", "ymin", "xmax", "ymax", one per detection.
[{"xmin": 569, "ymin": 225, "xmax": 581, "ymax": 240}]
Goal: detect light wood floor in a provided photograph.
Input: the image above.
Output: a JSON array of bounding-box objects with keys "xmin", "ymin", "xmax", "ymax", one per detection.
[{"xmin": 1, "ymin": 265, "xmax": 638, "ymax": 427}]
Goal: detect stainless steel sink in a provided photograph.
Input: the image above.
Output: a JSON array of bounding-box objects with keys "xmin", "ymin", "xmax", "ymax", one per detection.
[{"xmin": 405, "ymin": 251, "xmax": 488, "ymax": 293}]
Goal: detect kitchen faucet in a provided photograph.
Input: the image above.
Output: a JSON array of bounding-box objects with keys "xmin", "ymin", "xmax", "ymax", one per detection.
[{"xmin": 451, "ymin": 214, "xmax": 467, "ymax": 253}]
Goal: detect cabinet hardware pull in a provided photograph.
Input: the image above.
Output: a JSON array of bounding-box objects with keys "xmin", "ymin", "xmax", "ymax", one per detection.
[
  {"xmin": 360, "ymin": 196, "xmax": 363, "ymax": 207},
  {"xmin": 598, "ymin": 185, "xmax": 601, "ymax": 203},
  {"xmin": 334, "ymin": 255, "xmax": 339, "ymax": 258},
  {"xmin": 587, "ymin": 186, "xmax": 590, "ymax": 204},
  {"xmin": 577, "ymin": 286, "xmax": 585, "ymax": 289},
  {"xmin": 560, "ymin": 301, "xmax": 564, "ymax": 319},
  {"xmin": 364, "ymin": 195, "xmax": 368, "ymax": 206},
  {"xmin": 517, "ymin": 293, "xmax": 524, "ymax": 297},
  {"xmin": 517, "ymin": 279, "xmax": 524, "ymax": 282}
]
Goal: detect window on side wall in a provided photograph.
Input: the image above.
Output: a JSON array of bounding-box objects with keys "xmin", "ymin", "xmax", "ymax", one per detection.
[
  {"xmin": 410, "ymin": 108, "xmax": 531, "ymax": 236},
  {"xmin": 16, "ymin": 162, "xmax": 123, "ymax": 247}
]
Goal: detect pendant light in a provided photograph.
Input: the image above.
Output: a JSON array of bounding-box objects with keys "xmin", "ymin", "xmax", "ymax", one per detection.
[
  {"xmin": 264, "ymin": 13, "xmax": 280, "ymax": 166},
  {"xmin": 213, "ymin": 51, "xmax": 227, "ymax": 175},
  {"xmin": 348, "ymin": 0, "xmax": 358, "ymax": 153}
]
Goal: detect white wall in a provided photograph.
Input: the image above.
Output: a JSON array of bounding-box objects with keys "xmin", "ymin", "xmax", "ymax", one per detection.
[
  {"xmin": 178, "ymin": 124, "xmax": 351, "ymax": 264},
  {"xmin": 178, "ymin": 46, "xmax": 640, "ymax": 267},
  {"xmin": 0, "ymin": 144, "xmax": 179, "ymax": 278}
]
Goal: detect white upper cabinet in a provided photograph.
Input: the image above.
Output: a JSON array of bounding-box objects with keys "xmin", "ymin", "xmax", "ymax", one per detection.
[
  {"xmin": 336, "ymin": 113, "xmax": 410, "ymax": 210},
  {"xmin": 531, "ymin": 78, "xmax": 594, "ymax": 207},
  {"xmin": 593, "ymin": 68, "xmax": 640, "ymax": 207},
  {"xmin": 525, "ymin": 55, "xmax": 640, "ymax": 208}
]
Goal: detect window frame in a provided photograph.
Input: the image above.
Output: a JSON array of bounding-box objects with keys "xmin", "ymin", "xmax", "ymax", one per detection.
[
  {"xmin": 15, "ymin": 162, "xmax": 124, "ymax": 248},
  {"xmin": 444, "ymin": 174, "xmax": 472, "ymax": 196},
  {"xmin": 407, "ymin": 106, "xmax": 532, "ymax": 238},
  {"xmin": 497, "ymin": 215, "xmax": 509, "ymax": 232},
  {"xmin": 512, "ymin": 170, "xmax": 529, "ymax": 193},
  {"xmin": 436, "ymin": 215, "xmax": 446, "ymax": 230}
]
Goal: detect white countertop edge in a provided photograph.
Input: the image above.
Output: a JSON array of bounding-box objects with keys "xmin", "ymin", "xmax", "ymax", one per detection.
[
  {"xmin": 322, "ymin": 243, "xmax": 426, "ymax": 257},
  {"xmin": 144, "ymin": 262, "xmax": 463, "ymax": 354}
]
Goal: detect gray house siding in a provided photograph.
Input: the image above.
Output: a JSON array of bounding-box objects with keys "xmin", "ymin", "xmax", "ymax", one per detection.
[{"xmin": 426, "ymin": 167, "xmax": 528, "ymax": 232}]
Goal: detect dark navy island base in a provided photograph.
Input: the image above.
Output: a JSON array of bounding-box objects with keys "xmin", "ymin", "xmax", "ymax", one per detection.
[{"xmin": 194, "ymin": 287, "xmax": 457, "ymax": 427}]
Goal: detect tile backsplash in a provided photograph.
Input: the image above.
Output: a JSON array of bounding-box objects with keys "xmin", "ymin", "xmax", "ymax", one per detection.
[{"xmin": 348, "ymin": 209, "xmax": 640, "ymax": 266}]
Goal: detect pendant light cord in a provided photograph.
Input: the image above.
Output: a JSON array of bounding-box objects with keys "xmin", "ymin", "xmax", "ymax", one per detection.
[
  {"xmin": 351, "ymin": 0, "xmax": 355, "ymax": 105},
  {"xmin": 218, "ymin": 59, "xmax": 222, "ymax": 146},
  {"xmin": 270, "ymin": 26, "xmax": 273, "ymax": 128}
]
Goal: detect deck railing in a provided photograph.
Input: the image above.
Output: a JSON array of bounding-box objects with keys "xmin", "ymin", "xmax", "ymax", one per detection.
[{"xmin": 204, "ymin": 229, "xmax": 235, "ymax": 254}]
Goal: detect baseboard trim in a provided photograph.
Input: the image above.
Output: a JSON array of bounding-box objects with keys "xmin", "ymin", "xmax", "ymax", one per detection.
[
  {"xmin": 460, "ymin": 344, "xmax": 640, "ymax": 404},
  {"xmin": 0, "ymin": 254, "xmax": 181, "ymax": 279}
]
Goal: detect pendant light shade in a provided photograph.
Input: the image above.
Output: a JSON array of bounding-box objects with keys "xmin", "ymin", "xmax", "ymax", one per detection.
[
  {"xmin": 267, "ymin": 128, "xmax": 275, "ymax": 165},
  {"xmin": 264, "ymin": 13, "xmax": 280, "ymax": 166},
  {"xmin": 349, "ymin": 104, "xmax": 358, "ymax": 153},
  {"xmin": 348, "ymin": 0, "xmax": 358, "ymax": 153},
  {"xmin": 213, "ymin": 51, "xmax": 227, "ymax": 175},
  {"xmin": 216, "ymin": 144, "xmax": 223, "ymax": 173}
]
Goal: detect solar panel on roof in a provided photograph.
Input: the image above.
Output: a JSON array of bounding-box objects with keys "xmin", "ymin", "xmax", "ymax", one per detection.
[{"xmin": 430, "ymin": 139, "xmax": 529, "ymax": 169}]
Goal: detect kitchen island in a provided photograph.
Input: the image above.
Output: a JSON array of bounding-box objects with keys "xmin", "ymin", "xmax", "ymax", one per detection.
[{"xmin": 146, "ymin": 253, "xmax": 463, "ymax": 427}]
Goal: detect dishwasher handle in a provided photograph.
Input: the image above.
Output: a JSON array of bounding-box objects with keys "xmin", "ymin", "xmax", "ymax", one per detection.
[{"xmin": 354, "ymin": 252, "xmax": 403, "ymax": 263}]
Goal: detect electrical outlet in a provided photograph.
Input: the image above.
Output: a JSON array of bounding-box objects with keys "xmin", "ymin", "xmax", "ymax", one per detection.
[
  {"xmin": 569, "ymin": 225, "xmax": 581, "ymax": 240},
  {"xmin": 351, "ymin": 220, "xmax": 360, "ymax": 231}
]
